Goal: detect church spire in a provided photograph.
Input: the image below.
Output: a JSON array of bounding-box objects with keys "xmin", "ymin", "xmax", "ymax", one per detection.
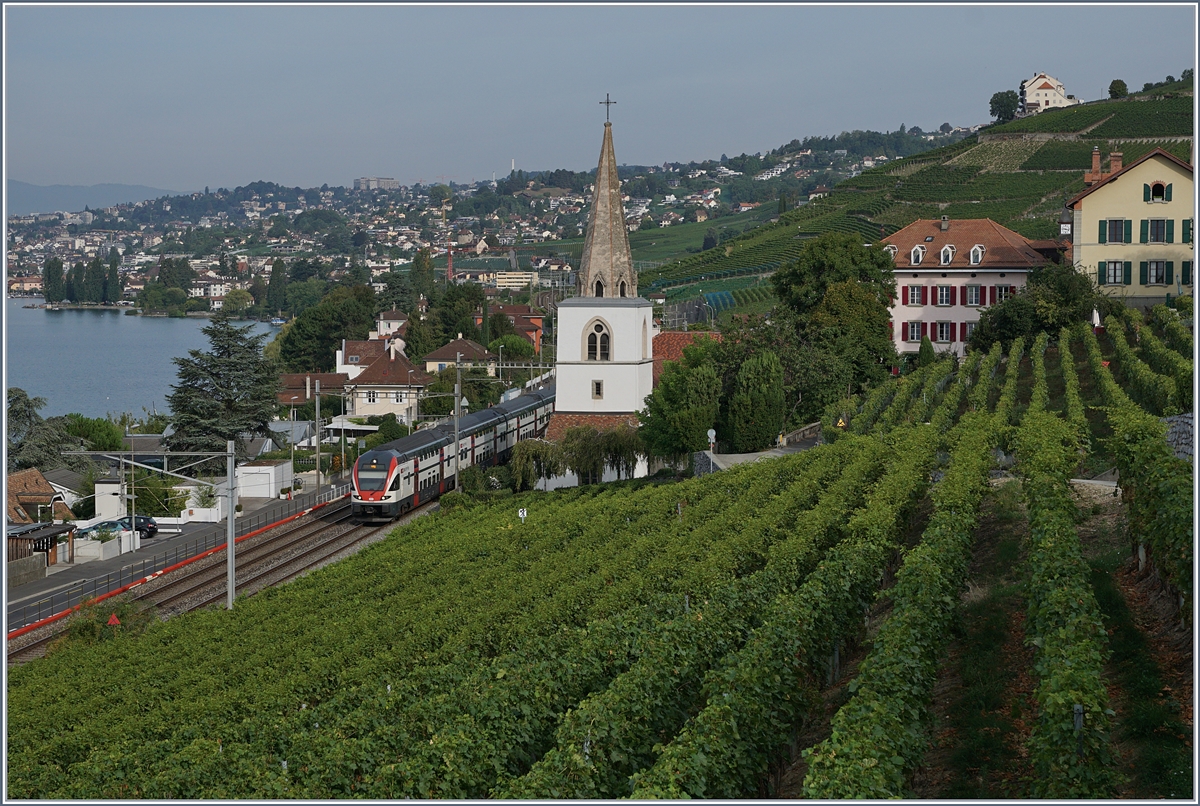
[{"xmin": 578, "ymin": 120, "xmax": 637, "ymax": 299}]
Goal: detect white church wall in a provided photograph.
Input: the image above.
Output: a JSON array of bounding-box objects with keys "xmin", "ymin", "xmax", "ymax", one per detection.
[
  {"xmin": 556, "ymin": 361, "xmax": 654, "ymax": 413},
  {"xmin": 556, "ymin": 297, "xmax": 656, "ymax": 413}
]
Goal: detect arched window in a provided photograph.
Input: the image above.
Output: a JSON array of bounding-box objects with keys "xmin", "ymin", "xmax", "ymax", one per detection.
[
  {"xmin": 911, "ymin": 245, "xmax": 926, "ymax": 265},
  {"xmin": 620, "ymin": 280, "xmax": 627, "ymax": 297},
  {"xmin": 940, "ymin": 245, "xmax": 956, "ymax": 265},
  {"xmin": 970, "ymin": 245, "xmax": 985, "ymax": 265},
  {"xmin": 1152, "ymin": 182, "xmax": 1166, "ymax": 201},
  {"xmin": 594, "ymin": 279, "xmax": 604, "ymax": 297},
  {"xmin": 586, "ymin": 321, "xmax": 612, "ymax": 361}
]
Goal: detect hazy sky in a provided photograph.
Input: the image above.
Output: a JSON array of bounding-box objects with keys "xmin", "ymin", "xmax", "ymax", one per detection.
[{"xmin": 5, "ymin": 4, "xmax": 1196, "ymax": 192}]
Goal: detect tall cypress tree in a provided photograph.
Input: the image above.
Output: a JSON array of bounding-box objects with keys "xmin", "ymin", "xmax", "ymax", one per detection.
[
  {"xmin": 64, "ymin": 262, "xmax": 83, "ymax": 302},
  {"xmin": 42, "ymin": 257, "xmax": 64, "ymax": 303},
  {"xmin": 266, "ymin": 257, "xmax": 289, "ymax": 315},
  {"xmin": 728, "ymin": 349, "xmax": 785, "ymax": 452},
  {"xmin": 105, "ymin": 263, "xmax": 123, "ymax": 303},
  {"xmin": 83, "ymin": 257, "xmax": 106, "ymax": 303}
]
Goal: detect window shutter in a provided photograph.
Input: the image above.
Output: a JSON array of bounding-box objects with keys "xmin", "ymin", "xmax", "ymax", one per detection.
[
  {"xmin": 950, "ymin": 322, "xmax": 957, "ymax": 342},
  {"xmin": 1097, "ymin": 262, "xmax": 1106, "ymax": 285},
  {"xmin": 1166, "ymin": 219, "xmax": 1174, "ymax": 243},
  {"xmin": 1098, "ymin": 220, "xmax": 1107, "ymax": 243},
  {"xmin": 1010, "ymin": 285, "xmax": 1016, "ymax": 298},
  {"xmin": 1144, "ymin": 183, "xmax": 1152, "ymax": 202},
  {"xmin": 1183, "ymin": 261, "xmax": 1192, "ymax": 285},
  {"xmin": 1140, "ymin": 220, "xmax": 1149, "ymax": 243},
  {"xmin": 1139, "ymin": 261, "xmax": 1148, "ymax": 285},
  {"xmin": 1124, "ymin": 219, "xmax": 1133, "ymax": 243},
  {"xmin": 1124, "ymin": 261, "xmax": 1133, "ymax": 285},
  {"xmin": 1184, "ymin": 219, "xmax": 1192, "ymax": 244},
  {"xmin": 920, "ymin": 286, "xmax": 927, "ymax": 305},
  {"xmin": 961, "ymin": 284, "xmax": 969, "ymax": 303},
  {"xmin": 989, "ymin": 285, "xmax": 996, "ymax": 305},
  {"xmin": 903, "ymin": 321, "xmax": 910, "ymax": 341},
  {"xmin": 950, "ymin": 286, "xmax": 957, "ymax": 305},
  {"xmin": 1166, "ymin": 262, "xmax": 1174, "ymax": 284},
  {"xmin": 902, "ymin": 285, "xmax": 908, "ymax": 304},
  {"xmin": 1166, "ymin": 183, "xmax": 1173, "ymax": 202}
]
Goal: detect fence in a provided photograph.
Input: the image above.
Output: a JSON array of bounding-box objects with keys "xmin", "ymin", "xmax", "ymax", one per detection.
[{"xmin": 6, "ymin": 483, "xmax": 352, "ymax": 632}]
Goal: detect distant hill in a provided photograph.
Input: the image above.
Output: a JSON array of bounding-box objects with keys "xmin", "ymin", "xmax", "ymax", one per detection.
[
  {"xmin": 6, "ymin": 181, "xmax": 187, "ymax": 216},
  {"xmin": 640, "ymin": 94, "xmax": 1193, "ymax": 291}
]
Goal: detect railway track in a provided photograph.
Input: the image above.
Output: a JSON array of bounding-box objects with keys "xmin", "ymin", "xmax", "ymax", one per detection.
[{"xmin": 7, "ymin": 502, "xmax": 428, "ymax": 666}]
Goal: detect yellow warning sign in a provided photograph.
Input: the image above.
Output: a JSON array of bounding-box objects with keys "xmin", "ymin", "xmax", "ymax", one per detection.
[{"xmin": 836, "ymin": 417, "xmax": 846, "ymax": 428}]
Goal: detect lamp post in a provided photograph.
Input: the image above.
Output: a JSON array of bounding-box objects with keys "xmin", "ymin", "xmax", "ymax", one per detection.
[
  {"xmin": 498, "ymin": 344, "xmax": 503, "ymax": 385},
  {"xmin": 407, "ymin": 369, "xmax": 418, "ymax": 427},
  {"xmin": 454, "ymin": 352, "xmax": 462, "ymax": 489},
  {"xmin": 290, "ymin": 395, "xmax": 299, "ymax": 484}
]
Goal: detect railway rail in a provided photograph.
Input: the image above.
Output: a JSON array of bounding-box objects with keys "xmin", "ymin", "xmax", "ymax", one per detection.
[{"xmin": 7, "ymin": 501, "xmax": 431, "ymax": 666}]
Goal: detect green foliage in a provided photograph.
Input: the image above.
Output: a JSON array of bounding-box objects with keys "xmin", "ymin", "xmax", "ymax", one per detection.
[
  {"xmin": 1130, "ymin": 316, "xmax": 1193, "ymax": 411},
  {"xmin": 1149, "ymin": 303, "xmax": 1194, "ymax": 356},
  {"xmin": 53, "ymin": 596, "xmax": 158, "ymax": 654},
  {"xmin": 279, "ymin": 285, "xmax": 376, "ymax": 372},
  {"xmin": 6, "ymin": 388, "xmax": 90, "ymax": 474},
  {"xmin": 1108, "ymin": 79, "xmax": 1128, "ymax": 99},
  {"xmin": 1079, "ymin": 325, "xmax": 1193, "ymax": 614},
  {"xmin": 969, "ymin": 262, "xmax": 1099, "ymax": 352},
  {"xmin": 59, "ymin": 414, "xmax": 125, "ymax": 451},
  {"xmin": 727, "ymin": 350, "xmax": 785, "ymax": 451},
  {"xmin": 166, "ymin": 316, "xmax": 280, "ymax": 466},
  {"xmin": 638, "ymin": 341, "xmax": 721, "ymax": 459},
  {"xmin": 918, "ymin": 335, "xmax": 935, "ymax": 366},
  {"xmin": 488, "ymin": 334, "xmax": 534, "ymax": 359},
  {"xmin": 1103, "ymin": 315, "xmax": 1180, "ymax": 415},
  {"xmin": 43, "ymin": 256, "xmax": 65, "ymax": 303},
  {"xmin": 989, "ymin": 90, "xmax": 1019, "ymax": 122},
  {"xmin": 131, "ymin": 470, "xmax": 189, "ymax": 518},
  {"xmin": 770, "ymin": 231, "xmax": 896, "ymax": 320}
]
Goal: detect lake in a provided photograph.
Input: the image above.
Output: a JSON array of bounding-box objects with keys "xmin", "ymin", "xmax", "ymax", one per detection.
[{"xmin": 5, "ymin": 297, "xmax": 276, "ymax": 419}]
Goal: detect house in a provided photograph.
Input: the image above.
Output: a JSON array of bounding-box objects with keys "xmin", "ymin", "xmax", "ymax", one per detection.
[
  {"xmin": 335, "ymin": 339, "xmax": 389, "ymax": 380},
  {"xmin": 422, "ymin": 337, "xmax": 498, "ymax": 376},
  {"xmin": 472, "ymin": 304, "xmax": 545, "ymax": 355},
  {"xmin": 277, "ymin": 372, "xmax": 350, "ymax": 406},
  {"xmin": 345, "ymin": 343, "xmax": 434, "ymax": 425},
  {"xmin": 1018, "ymin": 72, "xmax": 1080, "ymax": 115},
  {"xmin": 6, "ymin": 468, "xmax": 75, "ymax": 525},
  {"xmin": 883, "ymin": 217, "xmax": 1047, "ymax": 358},
  {"xmin": 1066, "ymin": 147, "xmax": 1194, "ymax": 309},
  {"xmin": 809, "ymin": 185, "xmax": 831, "ymax": 200}
]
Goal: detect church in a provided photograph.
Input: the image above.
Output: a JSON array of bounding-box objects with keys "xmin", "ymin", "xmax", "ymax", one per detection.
[{"xmin": 546, "ymin": 118, "xmax": 659, "ymax": 439}]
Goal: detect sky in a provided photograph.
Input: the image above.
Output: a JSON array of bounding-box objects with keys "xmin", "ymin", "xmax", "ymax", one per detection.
[{"xmin": 4, "ymin": 3, "xmax": 1196, "ymax": 193}]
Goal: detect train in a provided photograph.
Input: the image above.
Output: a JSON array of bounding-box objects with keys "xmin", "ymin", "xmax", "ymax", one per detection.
[{"xmin": 350, "ymin": 385, "xmax": 556, "ymax": 522}]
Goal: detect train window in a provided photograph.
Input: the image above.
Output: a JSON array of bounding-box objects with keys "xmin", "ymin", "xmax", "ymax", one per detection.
[{"xmin": 390, "ymin": 475, "xmax": 401, "ymax": 491}]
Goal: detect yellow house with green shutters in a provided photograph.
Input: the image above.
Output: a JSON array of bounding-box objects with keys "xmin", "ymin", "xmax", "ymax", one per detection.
[{"xmin": 1067, "ymin": 147, "xmax": 1193, "ymax": 309}]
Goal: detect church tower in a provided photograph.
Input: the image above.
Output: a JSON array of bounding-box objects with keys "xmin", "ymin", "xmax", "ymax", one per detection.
[
  {"xmin": 552, "ymin": 116, "xmax": 657, "ymax": 420},
  {"xmin": 577, "ymin": 122, "xmax": 637, "ymax": 299}
]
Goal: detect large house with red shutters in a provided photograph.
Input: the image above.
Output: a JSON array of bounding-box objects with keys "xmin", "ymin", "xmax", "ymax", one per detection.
[{"xmin": 883, "ymin": 217, "xmax": 1049, "ymax": 358}]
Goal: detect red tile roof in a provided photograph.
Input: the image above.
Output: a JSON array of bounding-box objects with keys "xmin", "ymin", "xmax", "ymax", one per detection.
[
  {"xmin": 1067, "ymin": 147, "xmax": 1193, "ymax": 209},
  {"xmin": 652, "ymin": 331, "xmax": 722, "ymax": 385},
  {"xmin": 351, "ymin": 352, "xmax": 434, "ymax": 386},
  {"xmin": 545, "ymin": 413, "xmax": 640, "ymax": 442},
  {"xmin": 341, "ymin": 340, "xmax": 387, "ymax": 364},
  {"xmin": 883, "ymin": 219, "xmax": 1044, "ymax": 269},
  {"xmin": 6, "ymin": 468, "xmax": 75, "ymax": 523},
  {"xmin": 422, "ymin": 337, "xmax": 497, "ymax": 363},
  {"xmin": 277, "ymin": 373, "xmax": 349, "ymax": 403}
]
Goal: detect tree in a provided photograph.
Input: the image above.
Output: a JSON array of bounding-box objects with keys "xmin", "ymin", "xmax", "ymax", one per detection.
[
  {"xmin": 279, "ymin": 285, "xmax": 376, "ymax": 371},
  {"xmin": 511, "ymin": 439, "xmax": 563, "ymax": 491},
  {"xmin": 489, "ymin": 334, "xmax": 534, "ymax": 359},
  {"xmin": 266, "ymin": 258, "xmax": 289, "ymax": 314},
  {"xmin": 989, "ymin": 90, "xmax": 1019, "ymax": 122},
  {"xmin": 917, "ymin": 335, "xmax": 936, "ymax": 367},
  {"xmin": 411, "ymin": 248, "xmax": 436, "ymax": 298},
  {"xmin": 770, "ymin": 231, "xmax": 896, "ymax": 321},
  {"xmin": 6, "ymin": 388, "xmax": 89, "ymax": 473},
  {"xmin": 403, "ymin": 316, "xmax": 440, "ymax": 362},
  {"xmin": 638, "ymin": 341, "xmax": 721, "ymax": 460},
  {"xmin": 222, "ymin": 288, "xmax": 254, "ymax": 316},
  {"xmin": 105, "ymin": 263, "xmax": 122, "ymax": 304},
  {"xmin": 727, "ymin": 350, "xmax": 785, "ymax": 452},
  {"xmin": 66, "ymin": 262, "xmax": 84, "ymax": 302},
  {"xmin": 1108, "ymin": 79, "xmax": 1128, "ymax": 99},
  {"xmin": 42, "ymin": 257, "xmax": 64, "ymax": 303},
  {"xmin": 968, "ymin": 262, "xmax": 1100, "ymax": 351},
  {"xmin": 165, "ymin": 316, "xmax": 280, "ymax": 465},
  {"xmin": 940, "ymin": 122, "xmax": 953, "ymax": 134},
  {"xmin": 702, "ymin": 228, "xmax": 718, "ymax": 251},
  {"xmin": 285, "ymin": 277, "xmax": 328, "ymax": 317},
  {"xmin": 83, "ymin": 257, "xmax": 106, "ymax": 303}
]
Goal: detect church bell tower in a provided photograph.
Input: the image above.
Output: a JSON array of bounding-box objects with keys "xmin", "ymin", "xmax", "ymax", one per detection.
[{"xmin": 576, "ymin": 121, "xmax": 638, "ymax": 299}]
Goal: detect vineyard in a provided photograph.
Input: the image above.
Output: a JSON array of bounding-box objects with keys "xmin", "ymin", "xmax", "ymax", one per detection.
[
  {"xmin": 639, "ymin": 97, "xmax": 1191, "ymax": 294},
  {"xmin": 8, "ymin": 313, "xmax": 1193, "ymax": 799}
]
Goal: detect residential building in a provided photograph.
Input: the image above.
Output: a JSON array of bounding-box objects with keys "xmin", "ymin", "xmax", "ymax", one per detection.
[
  {"xmin": 884, "ymin": 217, "xmax": 1046, "ymax": 358},
  {"xmin": 422, "ymin": 337, "xmax": 498, "ymax": 376},
  {"xmin": 472, "ymin": 304, "xmax": 545, "ymax": 355},
  {"xmin": 1018, "ymin": 72, "xmax": 1080, "ymax": 115},
  {"xmin": 335, "ymin": 339, "xmax": 389, "ymax": 380},
  {"xmin": 344, "ymin": 344, "xmax": 433, "ymax": 426},
  {"xmin": 1067, "ymin": 147, "xmax": 1194, "ymax": 308},
  {"xmin": 6, "ymin": 468, "xmax": 74, "ymax": 524}
]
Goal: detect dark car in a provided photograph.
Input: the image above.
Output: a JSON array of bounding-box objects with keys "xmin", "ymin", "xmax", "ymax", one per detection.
[{"xmin": 117, "ymin": 515, "xmax": 158, "ymax": 539}]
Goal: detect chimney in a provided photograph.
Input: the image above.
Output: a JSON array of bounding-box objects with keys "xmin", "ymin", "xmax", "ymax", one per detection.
[
  {"xmin": 458, "ymin": 332, "xmax": 462, "ymax": 340},
  {"xmin": 940, "ymin": 215, "xmax": 950, "ymax": 231},
  {"xmin": 1109, "ymin": 152, "xmax": 1123, "ymax": 174},
  {"xmin": 305, "ymin": 375, "xmax": 311, "ymax": 400},
  {"xmin": 389, "ymin": 340, "xmax": 397, "ymax": 360},
  {"xmin": 1091, "ymin": 146, "xmax": 1101, "ymax": 175}
]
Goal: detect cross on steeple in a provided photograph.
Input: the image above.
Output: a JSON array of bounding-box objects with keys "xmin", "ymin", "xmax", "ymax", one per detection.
[{"xmin": 600, "ymin": 92, "xmax": 616, "ymax": 121}]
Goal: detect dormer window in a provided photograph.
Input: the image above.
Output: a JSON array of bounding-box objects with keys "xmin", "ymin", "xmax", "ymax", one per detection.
[
  {"xmin": 348, "ymin": 355, "xmax": 360, "ymax": 363},
  {"xmin": 970, "ymin": 245, "xmax": 985, "ymax": 265},
  {"xmin": 940, "ymin": 245, "xmax": 956, "ymax": 265},
  {"xmin": 883, "ymin": 244, "xmax": 898, "ymax": 259},
  {"xmin": 911, "ymin": 245, "xmax": 926, "ymax": 265}
]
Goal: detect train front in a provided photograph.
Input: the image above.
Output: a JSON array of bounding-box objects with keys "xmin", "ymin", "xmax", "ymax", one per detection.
[{"xmin": 351, "ymin": 449, "xmax": 401, "ymax": 522}]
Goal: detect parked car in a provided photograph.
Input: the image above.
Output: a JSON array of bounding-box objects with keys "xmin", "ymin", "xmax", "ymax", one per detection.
[
  {"xmin": 76, "ymin": 521, "xmax": 132, "ymax": 541},
  {"xmin": 117, "ymin": 515, "xmax": 158, "ymax": 539}
]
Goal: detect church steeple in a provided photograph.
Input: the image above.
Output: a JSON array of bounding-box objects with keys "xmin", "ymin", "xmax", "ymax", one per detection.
[{"xmin": 578, "ymin": 121, "xmax": 637, "ymax": 299}]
